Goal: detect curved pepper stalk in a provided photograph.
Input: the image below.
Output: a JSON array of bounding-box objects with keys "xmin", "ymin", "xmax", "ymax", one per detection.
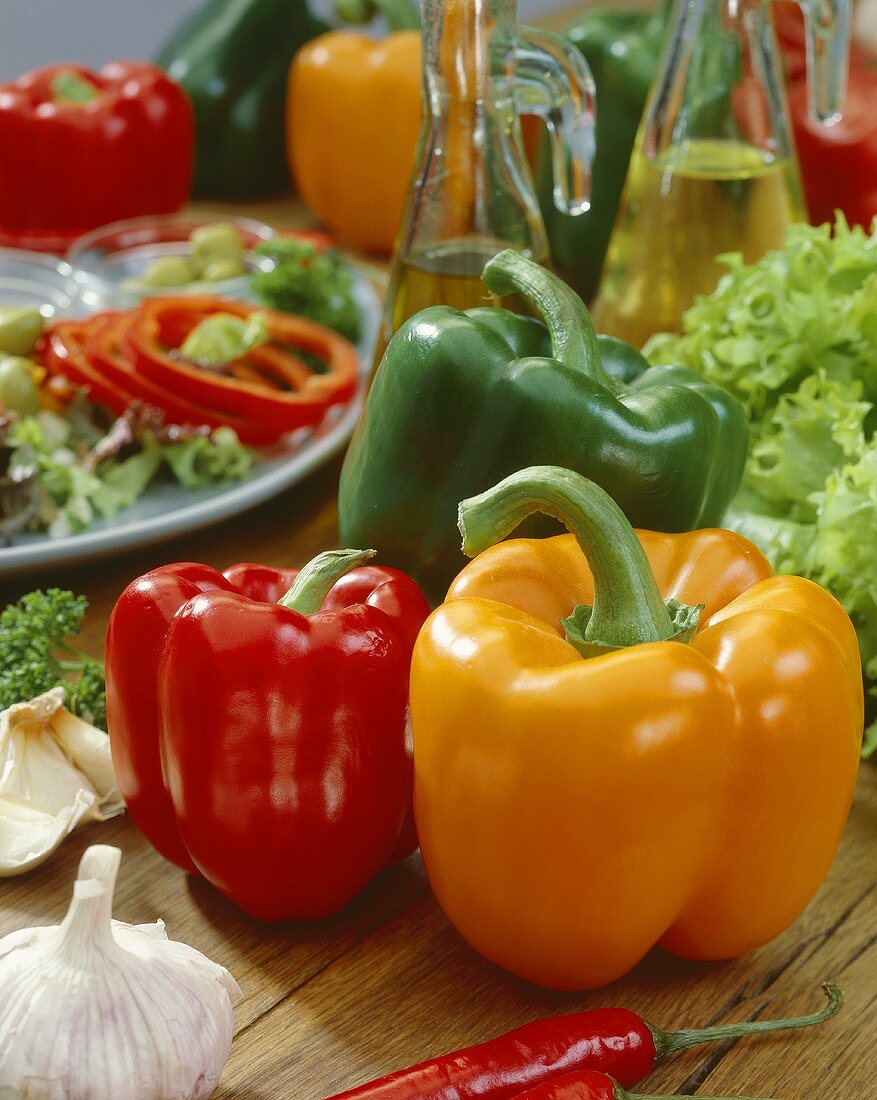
[
  {"xmin": 459, "ymin": 465, "xmax": 702, "ymax": 656},
  {"xmin": 339, "ymin": 249, "xmax": 749, "ymax": 604}
]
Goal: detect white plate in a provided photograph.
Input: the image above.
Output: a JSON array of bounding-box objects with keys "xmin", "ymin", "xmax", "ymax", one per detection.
[{"xmin": 0, "ymin": 274, "xmax": 381, "ymax": 579}]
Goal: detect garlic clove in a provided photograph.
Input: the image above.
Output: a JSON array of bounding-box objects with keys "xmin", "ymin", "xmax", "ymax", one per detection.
[
  {"xmin": 0, "ymin": 689, "xmax": 123, "ymax": 876},
  {"xmin": 0, "ymin": 844, "xmax": 241, "ymax": 1100},
  {"xmin": 50, "ymin": 707, "xmax": 122, "ymax": 816}
]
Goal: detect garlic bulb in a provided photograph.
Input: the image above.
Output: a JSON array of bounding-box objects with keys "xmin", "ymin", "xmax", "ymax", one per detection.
[
  {"xmin": 0, "ymin": 844, "xmax": 241, "ymax": 1100},
  {"xmin": 0, "ymin": 687, "xmax": 123, "ymax": 876}
]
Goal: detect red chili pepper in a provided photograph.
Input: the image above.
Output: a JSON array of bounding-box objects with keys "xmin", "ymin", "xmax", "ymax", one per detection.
[
  {"xmin": 123, "ymin": 296, "xmax": 359, "ymax": 431},
  {"xmin": 0, "ymin": 62, "xmax": 193, "ymax": 252},
  {"xmin": 105, "ymin": 551, "xmax": 430, "ymax": 918},
  {"xmin": 326, "ymin": 985, "xmax": 841, "ymax": 1099},
  {"xmin": 512, "ymin": 1069, "xmax": 773, "ymax": 1100}
]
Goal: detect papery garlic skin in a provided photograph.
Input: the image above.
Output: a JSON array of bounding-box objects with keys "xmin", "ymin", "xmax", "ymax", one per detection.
[
  {"xmin": 0, "ymin": 845, "xmax": 241, "ymax": 1100},
  {"xmin": 0, "ymin": 688, "xmax": 123, "ymax": 876}
]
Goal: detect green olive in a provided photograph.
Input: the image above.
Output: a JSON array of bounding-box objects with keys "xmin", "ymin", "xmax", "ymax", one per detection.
[
  {"xmin": 201, "ymin": 257, "xmax": 247, "ymax": 282},
  {"xmin": 0, "ymin": 307, "xmax": 45, "ymax": 357},
  {"xmin": 139, "ymin": 255, "xmax": 199, "ymax": 288},
  {"xmin": 190, "ymin": 223, "xmax": 245, "ymax": 271},
  {"xmin": 0, "ymin": 356, "xmax": 39, "ymax": 415}
]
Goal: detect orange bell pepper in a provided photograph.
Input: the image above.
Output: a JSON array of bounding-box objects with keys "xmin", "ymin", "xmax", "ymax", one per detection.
[
  {"xmin": 287, "ymin": 1, "xmax": 421, "ymax": 254},
  {"xmin": 411, "ymin": 466, "xmax": 863, "ymax": 990}
]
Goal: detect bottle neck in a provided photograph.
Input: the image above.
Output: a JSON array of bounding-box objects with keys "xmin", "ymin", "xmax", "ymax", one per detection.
[
  {"xmin": 645, "ymin": 0, "xmax": 796, "ymax": 160},
  {"xmin": 421, "ymin": 0, "xmax": 518, "ymax": 114}
]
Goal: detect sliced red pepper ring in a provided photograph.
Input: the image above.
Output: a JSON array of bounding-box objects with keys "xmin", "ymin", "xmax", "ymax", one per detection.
[
  {"xmin": 123, "ymin": 296, "xmax": 359, "ymax": 430},
  {"xmin": 40, "ymin": 318, "xmax": 134, "ymax": 417},
  {"xmin": 84, "ymin": 313, "xmax": 285, "ymax": 446}
]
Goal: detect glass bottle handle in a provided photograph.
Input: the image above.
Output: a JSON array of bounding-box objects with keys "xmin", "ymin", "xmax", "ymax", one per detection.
[
  {"xmin": 796, "ymin": 0, "xmax": 851, "ymax": 123},
  {"xmin": 513, "ymin": 27, "xmax": 596, "ymax": 217}
]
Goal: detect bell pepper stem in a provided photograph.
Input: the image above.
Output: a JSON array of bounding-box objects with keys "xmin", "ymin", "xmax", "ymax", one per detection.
[
  {"xmin": 481, "ymin": 250, "xmax": 615, "ymax": 391},
  {"xmin": 279, "ymin": 549, "xmax": 376, "ymax": 616},
  {"xmin": 458, "ymin": 466, "xmax": 700, "ymax": 653},
  {"xmin": 50, "ymin": 71, "xmax": 101, "ymax": 104},
  {"xmin": 334, "ymin": 0, "xmax": 420, "ymax": 30},
  {"xmin": 651, "ymin": 983, "xmax": 843, "ymax": 1060}
]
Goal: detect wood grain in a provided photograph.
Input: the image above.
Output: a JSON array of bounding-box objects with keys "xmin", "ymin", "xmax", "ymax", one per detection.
[{"xmin": 2, "ymin": 4, "xmax": 875, "ymax": 1090}]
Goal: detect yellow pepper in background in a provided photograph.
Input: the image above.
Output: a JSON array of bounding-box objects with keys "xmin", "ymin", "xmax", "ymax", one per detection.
[
  {"xmin": 411, "ymin": 467, "xmax": 863, "ymax": 990},
  {"xmin": 287, "ymin": 1, "xmax": 421, "ymax": 254}
]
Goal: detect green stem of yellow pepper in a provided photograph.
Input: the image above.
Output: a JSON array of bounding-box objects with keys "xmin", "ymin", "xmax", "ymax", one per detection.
[
  {"xmin": 458, "ymin": 465, "xmax": 701, "ymax": 656},
  {"xmin": 334, "ymin": 0, "xmax": 420, "ymax": 31}
]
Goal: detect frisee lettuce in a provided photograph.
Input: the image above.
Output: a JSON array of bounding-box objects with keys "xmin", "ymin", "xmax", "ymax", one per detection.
[{"xmin": 646, "ymin": 217, "xmax": 877, "ymax": 755}]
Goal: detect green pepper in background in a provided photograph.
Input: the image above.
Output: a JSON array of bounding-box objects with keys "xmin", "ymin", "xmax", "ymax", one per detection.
[
  {"xmin": 537, "ymin": 3, "xmax": 668, "ymax": 302},
  {"xmin": 339, "ymin": 250, "xmax": 748, "ymax": 603},
  {"xmin": 156, "ymin": 0, "xmax": 328, "ymax": 200}
]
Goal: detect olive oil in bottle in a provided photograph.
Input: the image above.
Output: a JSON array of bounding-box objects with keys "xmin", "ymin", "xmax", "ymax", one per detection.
[
  {"xmin": 591, "ymin": 140, "xmax": 805, "ymax": 350},
  {"xmin": 389, "ymin": 240, "xmax": 545, "ymax": 331}
]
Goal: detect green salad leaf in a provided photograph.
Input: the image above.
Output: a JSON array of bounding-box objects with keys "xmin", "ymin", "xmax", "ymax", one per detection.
[
  {"xmin": 6, "ymin": 403, "xmax": 254, "ymax": 539},
  {"xmin": 646, "ymin": 217, "xmax": 877, "ymax": 754}
]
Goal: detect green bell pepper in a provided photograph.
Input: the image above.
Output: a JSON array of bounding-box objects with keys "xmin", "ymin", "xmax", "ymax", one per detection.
[
  {"xmin": 157, "ymin": 0, "xmax": 328, "ymax": 200},
  {"xmin": 537, "ymin": 4, "xmax": 668, "ymax": 302},
  {"xmin": 339, "ymin": 250, "xmax": 748, "ymax": 603}
]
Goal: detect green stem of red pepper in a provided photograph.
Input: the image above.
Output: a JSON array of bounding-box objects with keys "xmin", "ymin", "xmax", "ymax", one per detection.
[
  {"xmin": 458, "ymin": 465, "xmax": 701, "ymax": 657},
  {"xmin": 481, "ymin": 250, "xmax": 615, "ymax": 392},
  {"xmin": 278, "ymin": 548, "xmax": 376, "ymax": 615},
  {"xmin": 50, "ymin": 71, "xmax": 101, "ymax": 104}
]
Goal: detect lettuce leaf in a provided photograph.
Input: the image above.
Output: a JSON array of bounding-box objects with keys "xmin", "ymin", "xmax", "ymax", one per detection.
[
  {"xmin": 647, "ymin": 217, "xmax": 877, "ymax": 756},
  {"xmin": 162, "ymin": 426, "xmax": 253, "ymax": 489}
]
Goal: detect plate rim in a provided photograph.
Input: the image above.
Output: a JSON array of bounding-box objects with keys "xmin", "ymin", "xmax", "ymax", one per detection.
[{"xmin": 0, "ymin": 271, "xmax": 380, "ymax": 578}]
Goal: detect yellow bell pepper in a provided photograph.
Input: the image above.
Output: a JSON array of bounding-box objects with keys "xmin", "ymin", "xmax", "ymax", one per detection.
[
  {"xmin": 411, "ymin": 467, "xmax": 863, "ymax": 990},
  {"xmin": 287, "ymin": 4, "xmax": 421, "ymax": 254}
]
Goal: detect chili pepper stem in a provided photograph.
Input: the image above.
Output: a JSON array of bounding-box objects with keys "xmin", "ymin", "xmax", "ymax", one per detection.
[
  {"xmin": 481, "ymin": 250, "xmax": 614, "ymax": 391},
  {"xmin": 458, "ymin": 465, "xmax": 701, "ymax": 654},
  {"xmin": 650, "ymin": 983, "xmax": 843, "ymax": 1061},
  {"xmin": 279, "ymin": 549, "xmax": 376, "ymax": 615},
  {"xmin": 619, "ymin": 1090, "xmax": 775, "ymax": 1100}
]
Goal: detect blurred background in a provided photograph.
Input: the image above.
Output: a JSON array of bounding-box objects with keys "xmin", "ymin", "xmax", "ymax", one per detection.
[{"xmin": 0, "ymin": 0, "xmax": 569, "ymax": 79}]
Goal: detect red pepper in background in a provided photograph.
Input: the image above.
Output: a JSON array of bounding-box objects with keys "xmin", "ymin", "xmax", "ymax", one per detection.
[
  {"xmin": 327, "ymin": 986, "xmax": 840, "ymax": 1099},
  {"xmin": 0, "ymin": 63, "xmax": 193, "ymax": 252},
  {"xmin": 774, "ymin": 3, "xmax": 877, "ymax": 227},
  {"xmin": 106, "ymin": 551, "xmax": 429, "ymax": 919}
]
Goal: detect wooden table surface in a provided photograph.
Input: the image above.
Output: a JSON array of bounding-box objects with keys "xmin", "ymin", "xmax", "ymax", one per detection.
[{"xmin": 2, "ymin": 11, "xmax": 876, "ymax": 1090}]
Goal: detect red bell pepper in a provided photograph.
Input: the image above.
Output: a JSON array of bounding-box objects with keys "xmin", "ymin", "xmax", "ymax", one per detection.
[
  {"xmin": 774, "ymin": 3, "xmax": 877, "ymax": 228},
  {"xmin": 105, "ymin": 550, "xmax": 430, "ymax": 920},
  {"xmin": 0, "ymin": 62, "xmax": 193, "ymax": 252}
]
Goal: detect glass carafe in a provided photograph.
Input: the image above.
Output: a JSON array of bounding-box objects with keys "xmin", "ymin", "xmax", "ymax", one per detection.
[
  {"xmin": 379, "ymin": 0, "xmax": 596, "ymax": 351},
  {"xmin": 591, "ymin": 0, "xmax": 851, "ymax": 349}
]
